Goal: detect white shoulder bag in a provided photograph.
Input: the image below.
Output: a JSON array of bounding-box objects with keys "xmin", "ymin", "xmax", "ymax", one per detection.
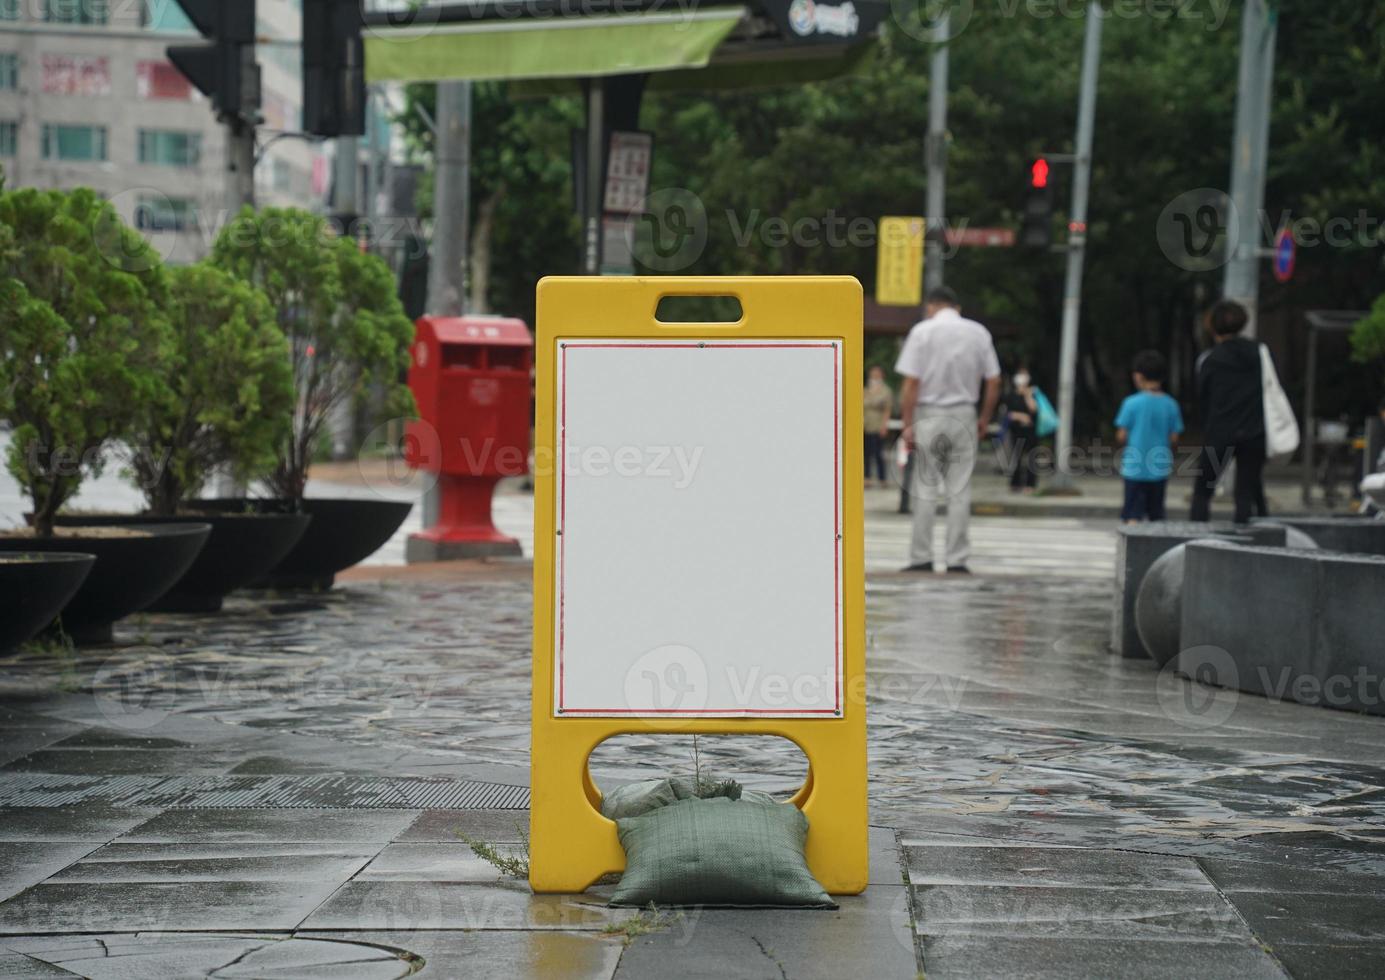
[{"xmin": 1260, "ymin": 343, "xmax": 1300, "ymax": 458}]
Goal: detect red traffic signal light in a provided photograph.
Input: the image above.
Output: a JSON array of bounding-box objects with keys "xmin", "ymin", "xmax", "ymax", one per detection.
[{"xmin": 1030, "ymin": 158, "xmax": 1049, "ymax": 189}]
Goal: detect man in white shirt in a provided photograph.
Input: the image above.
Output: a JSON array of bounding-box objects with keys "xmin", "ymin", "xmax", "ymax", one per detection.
[{"xmin": 894, "ymin": 287, "xmax": 1002, "ymax": 573}]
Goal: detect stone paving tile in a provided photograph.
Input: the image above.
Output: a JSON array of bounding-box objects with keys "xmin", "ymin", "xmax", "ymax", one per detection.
[
  {"xmin": 1224, "ymin": 892, "xmax": 1385, "ymax": 947},
  {"xmin": 396, "ymin": 809, "xmax": 530, "ymax": 843},
  {"xmin": 910, "ymin": 883, "xmax": 1251, "ymax": 941},
  {"xmin": 116, "ymin": 808, "xmax": 420, "ymax": 844},
  {"xmin": 611, "ymin": 884, "xmax": 916, "ymax": 980},
  {"xmin": 300, "ymin": 880, "xmax": 622, "ymax": 931},
  {"xmin": 0, "ymin": 949, "xmax": 74, "ymax": 977},
  {"xmin": 868, "ymin": 826, "xmax": 906, "ymax": 887},
  {"xmin": 46, "ymin": 842, "xmax": 379, "ymax": 883},
  {"xmin": 0, "ymin": 844, "xmax": 98, "ymax": 903},
  {"xmin": 0, "ymin": 748, "xmax": 238, "ymax": 776},
  {"xmin": 0, "ymin": 807, "xmax": 157, "ymax": 843},
  {"xmin": 300, "ymin": 929, "xmax": 622, "ymax": 979},
  {"xmin": 1263, "ymin": 943, "xmax": 1385, "ymax": 980},
  {"xmin": 3, "ymin": 933, "xmax": 412, "ymax": 980},
  {"xmin": 1199, "ymin": 857, "xmax": 1385, "ymax": 896},
  {"xmin": 906, "ymin": 843, "xmax": 1214, "ymax": 890},
  {"xmin": 355, "ymin": 843, "xmax": 515, "ymax": 883},
  {"xmin": 0, "ymin": 880, "xmax": 346, "ymax": 933},
  {"xmin": 919, "ymin": 936, "xmax": 1287, "ymax": 979}
]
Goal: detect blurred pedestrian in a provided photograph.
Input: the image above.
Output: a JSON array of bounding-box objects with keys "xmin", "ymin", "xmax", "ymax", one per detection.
[
  {"xmin": 863, "ymin": 366, "xmax": 893, "ymax": 487},
  {"xmin": 896, "ymin": 286, "xmax": 1002, "ymax": 573},
  {"xmin": 1003, "ymin": 367, "xmax": 1039, "ymax": 493},
  {"xmin": 1191, "ymin": 300, "xmax": 1275, "ymax": 523},
  {"xmin": 1115, "ymin": 350, "xmax": 1183, "ymax": 523}
]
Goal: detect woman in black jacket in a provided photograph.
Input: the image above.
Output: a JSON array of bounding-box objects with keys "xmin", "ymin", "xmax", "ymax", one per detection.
[{"xmin": 1190, "ymin": 300, "xmax": 1270, "ymax": 523}]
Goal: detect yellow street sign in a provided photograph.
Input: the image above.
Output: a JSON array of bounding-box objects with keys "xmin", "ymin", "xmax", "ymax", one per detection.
[
  {"xmin": 530, "ymin": 276, "xmax": 868, "ymax": 895},
  {"xmin": 875, "ymin": 216, "xmax": 925, "ymax": 307}
]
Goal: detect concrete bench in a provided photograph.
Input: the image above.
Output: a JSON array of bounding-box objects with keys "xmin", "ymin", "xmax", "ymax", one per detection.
[
  {"xmin": 1254, "ymin": 516, "xmax": 1385, "ymax": 556},
  {"xmin": 1179, "ymin": 539, "xmax": 1385, "ymax": 716},
  {"xmin": 1113, "ymin": 522, "xmax": 1286, "ymax": 660}
]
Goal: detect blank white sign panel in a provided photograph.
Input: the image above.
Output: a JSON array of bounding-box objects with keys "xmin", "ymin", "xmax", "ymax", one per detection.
[{"xmin": 555, "ymin": 339, "xmax": 843, "ymax": 717}]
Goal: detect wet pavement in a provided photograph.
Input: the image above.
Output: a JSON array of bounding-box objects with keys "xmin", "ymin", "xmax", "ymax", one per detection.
[{"xmin": 1, "ymin": 556, "xmax": 1384, "ymax": 976}]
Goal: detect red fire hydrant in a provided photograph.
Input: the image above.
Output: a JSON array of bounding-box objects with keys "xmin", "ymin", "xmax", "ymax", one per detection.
[{"xmin": 405, "ymin": 316, "xmax": 533, "ymax": 561}]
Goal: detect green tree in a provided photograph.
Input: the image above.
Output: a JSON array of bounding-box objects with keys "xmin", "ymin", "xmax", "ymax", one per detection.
[
  {"xmin": 0, "ymin": 187, "xmax": 171, "ymax": 536},
  {"xmin": 1350, "ymin": 292, "xmax": 1385, "ymax": 384},
  {"xmin": 396, "ymin": 80, "xmax": 581, "ymax": 322},
  {"xmin": 126, "ymin": 263, "xmax": 294, "ymax": 515},
  {"xmin": 210, "ymin": 206, "xmax": 416, "ymax": 501}
]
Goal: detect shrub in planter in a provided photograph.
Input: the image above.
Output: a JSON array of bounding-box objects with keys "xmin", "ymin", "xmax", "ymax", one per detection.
[
  {"xmin": 0, "ymin": 187, "xmax": 210, "ymax": 640},
  {"xmin": 208, "ymin": 207, "xmax": 416, "ymax": 587},
  {"xmin": 125, "ymin": 262, "xmax": 293, "ymax": 516},
  {"xmin": 209, "ymin": 206, "xmax": 416, "ymax": 502},
  {"xmin": 0, "ymin": 186, "xmax": 171, "ymax": 536}
]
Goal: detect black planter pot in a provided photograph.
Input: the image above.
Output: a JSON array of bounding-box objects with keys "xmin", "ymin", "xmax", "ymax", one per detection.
[
  {"xmin": 195, "ymin": 497, "xmax": 412, "ymax": 590},
  {"xmin": 0, "ymin": 553, "xmax": 96, "ymax": 653},
  {"xmin": 54, "ymin": 508, "xmax": 312, "ymax": 612},
  {"xmin": 0, "ymin": 524, "xmax": 210, "ymax": 644}
]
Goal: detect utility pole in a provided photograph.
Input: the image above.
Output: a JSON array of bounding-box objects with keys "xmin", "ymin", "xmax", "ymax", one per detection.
[
  {"xmin": 1052, "ymin": 2, "xmax": 1104, "ymax": 491},
  {"xmin": 423, "ymin": 80, "xmax": 472, "ymax": 528},
  {"xmin": 426, "ymin": 81, "xmax": 470, "ymax": 316},
  {"xmin": 923, "ymin": 12, "xmax": 949, "ymax": 292},
  {"xmin": 1222, "ymin": 0, "xmax": 1277, "ymax": 337},
  {"xmin": 226, "ymin": 115, "xmax": 256, "ymax": 214}
]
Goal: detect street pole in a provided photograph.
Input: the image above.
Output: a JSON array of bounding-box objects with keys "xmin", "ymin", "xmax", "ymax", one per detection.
[
  {"xmin": 423, "ymin": 80, "xmax": 472, "ymax": 528},
  {"xmin": 583, "ymin": 77, "xmax": 605, "ymax": 274},
  {"xmin": 426, "ymin": 80, "xmax": 470, "ymax": 316},
  {"xmin": 216, "ymin": 115, "xmax": 257, "ymax": 499},
  {"xmin": 1222, "ymin": 0, "xmax": 1277, "ymax": 337},
  {"xmin": 923, "ymin": 12, "xmax": 949, "ymax": 293},
  {"xmin": 225, "ymin": 117, "xmax": 256, "ymax": 216},
  {"xmin": 1052, "ymin": 2, "xmax": 1103, "ymax": 491}
]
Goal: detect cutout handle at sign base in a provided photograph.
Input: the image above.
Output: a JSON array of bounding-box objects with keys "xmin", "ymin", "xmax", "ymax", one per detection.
[{"xmin": 530, "ymin": 276, "xmax": 867, "ymax": 895}]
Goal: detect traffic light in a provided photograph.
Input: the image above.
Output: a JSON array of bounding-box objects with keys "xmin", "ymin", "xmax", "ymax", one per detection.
[
  {"xmin": 166, "ymin": 2, "xmax": 259, "ymax": 121},
  {"xmin": 1020, "ymin": 157, "xmax": 1053, "ymax": 248},
  {"xmin": 303, "ymin": 0, "xmax": 365, "ymax": 137}
]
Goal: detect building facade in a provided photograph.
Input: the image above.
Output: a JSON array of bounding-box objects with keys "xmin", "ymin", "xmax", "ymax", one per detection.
[{"xmin": 0, "ymin": 0, "xmax": 328, "ymax": 263}]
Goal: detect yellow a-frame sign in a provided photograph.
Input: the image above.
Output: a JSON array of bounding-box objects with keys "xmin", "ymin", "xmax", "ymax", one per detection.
[{"xmin": 530, "ymin": 276, "xmax": 867, "ymax": 894}]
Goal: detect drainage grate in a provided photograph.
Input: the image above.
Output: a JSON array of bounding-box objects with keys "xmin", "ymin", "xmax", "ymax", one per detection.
[{"xmin": 0, "ymin": 772, "xmax": 529, "ymax": 810}]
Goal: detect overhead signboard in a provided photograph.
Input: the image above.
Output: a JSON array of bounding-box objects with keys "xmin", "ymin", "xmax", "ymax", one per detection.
[{"xmin": 875, "ymin": 215, "xmax": 924, "ymax": 307}]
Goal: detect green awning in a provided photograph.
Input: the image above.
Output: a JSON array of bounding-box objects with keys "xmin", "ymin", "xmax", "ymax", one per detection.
[{"xmin": 364, "ymin": 9, "xmax": 747, "ymax": 84}]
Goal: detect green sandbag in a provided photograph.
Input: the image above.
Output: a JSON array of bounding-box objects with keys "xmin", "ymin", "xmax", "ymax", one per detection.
[
  {"xmin": 600, "ymin": 776, "xmax": 777, "ymax": 820},
  {"xmin": 609, "ymin": 797, "xmax": 835, "ymax": 908}
]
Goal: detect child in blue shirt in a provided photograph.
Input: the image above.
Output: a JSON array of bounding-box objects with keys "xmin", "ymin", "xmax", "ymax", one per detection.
[{"xmin": 1115, "ymin": 350, "xmax": 1184, "ymax": 523}]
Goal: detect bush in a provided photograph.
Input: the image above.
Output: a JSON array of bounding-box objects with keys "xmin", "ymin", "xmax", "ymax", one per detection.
[
  {"xmin": 0, "ymin": 187, "xmax": 171, "ymax": 536},
  {"xmin": 126, "ymin": 263, "xmax": 294, "ymax": 515},
  {"xmin": 1350, "ymin": 292, "xmax": 1385, "ymax": 385},
  {"xmin": 210, "ymin": 207, "xmax": 415, "ymax": 500}
]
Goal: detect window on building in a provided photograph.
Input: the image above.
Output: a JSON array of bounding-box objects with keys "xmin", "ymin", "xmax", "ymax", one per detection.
[
  {"xmin": 0, "ymin": 0, "xmax": 19, "ymax": 21},
  {"xmin": 41, "ymin": 123, "xmax": 106, "ymax": 161},
  {"xmin": 136, "ymin": 60, "xmax": 191, "ymax": 100},
  {"xmin": 0, "ymin": 121, "xmax": 17, "ymax": 157},
  {"xmin": 135, "ymin": 195, "xmax": 195, "ymax": 231},
  {"xmin": 0, "ymin": 53, "xmax": 17, "ymax": 91},
  {"xmin": 44, "ymin": 0, "xmax": 109, "ymax": 25},
  {"xmin": 138, "ymin": 129, "xmax": 201, "ymax": 167}
]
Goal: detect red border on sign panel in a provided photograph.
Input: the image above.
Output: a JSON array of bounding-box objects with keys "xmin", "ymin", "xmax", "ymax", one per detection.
[{"xmin": 556, "ymin": 340, "xmax": 843, "ymax": 716}]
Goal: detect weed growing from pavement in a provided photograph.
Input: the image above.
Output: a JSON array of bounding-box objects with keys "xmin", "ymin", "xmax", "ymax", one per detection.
[
  {"xmin": 456, "ymin": 822, "xmax": 530, "ymax": 879},
  {"xmin": 602, "ymin": 903, "xmax": 683, "ymax": 947},
  {"xmin": 21, "ymin": 621, "xmax": 79, "ymax": 690}
]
